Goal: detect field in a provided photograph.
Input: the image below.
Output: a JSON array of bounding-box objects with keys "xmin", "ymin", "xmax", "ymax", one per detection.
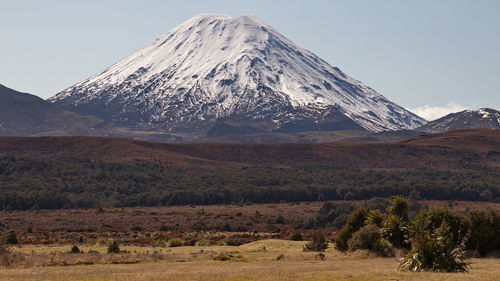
[
  {"xmin": 2, "ymin": 240, "xmax": 499, "ymax": 281},
  {"xmin": 1, "ymin": 201, "xmax": 499, "ymax": 280}
]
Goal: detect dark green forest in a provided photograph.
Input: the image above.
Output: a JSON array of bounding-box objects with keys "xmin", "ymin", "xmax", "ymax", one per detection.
[{"xmin": 0, "ymin": 156, "xmax": 498, "ymax": 210}]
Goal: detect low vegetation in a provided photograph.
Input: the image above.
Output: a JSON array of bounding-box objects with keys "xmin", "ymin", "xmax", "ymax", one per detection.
[
  {"xmin": 0, "ymin": 198, "xmax": 497, "ymax": 277},
  {"xmin": 331, "ymin": 196, "xmax": 500, "ymax": 272},
  {"xmin": 347, "ymin": 224, "xmax": 394, "ymax": 257},
  {"xmin": 107, "ymin": 241, "xmax": 120, "ymax": 254}
]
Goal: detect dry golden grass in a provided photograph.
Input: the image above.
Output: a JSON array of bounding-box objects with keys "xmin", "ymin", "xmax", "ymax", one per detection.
[{"xmin": 1, "ymin": 240, "xmax": 499, "ymax": 281}]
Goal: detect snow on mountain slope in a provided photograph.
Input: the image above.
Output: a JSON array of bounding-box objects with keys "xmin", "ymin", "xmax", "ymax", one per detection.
[
  {"xmin": 417, "ymin": 108, "xmax": 500, "ymax": 133},
  {"xmin": 50, "ymin": 14, "xmax": 425, "ymax": 135}
]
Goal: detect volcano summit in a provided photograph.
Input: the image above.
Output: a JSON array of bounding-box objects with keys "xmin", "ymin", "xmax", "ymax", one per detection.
[{"xmin": 50, "ymin": 14, "xmax": 425, "ymax": 137}]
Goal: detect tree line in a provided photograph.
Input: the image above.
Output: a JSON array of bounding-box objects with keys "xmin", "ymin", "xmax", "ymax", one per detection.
[{"xmin": 0, "ymin": 157, "xmax": 498, "ymax": 210}]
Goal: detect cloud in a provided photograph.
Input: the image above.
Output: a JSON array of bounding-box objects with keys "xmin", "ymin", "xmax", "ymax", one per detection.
[{"xmin": 409, "ymin": 102, "xmax": 468, "ymax": 121}]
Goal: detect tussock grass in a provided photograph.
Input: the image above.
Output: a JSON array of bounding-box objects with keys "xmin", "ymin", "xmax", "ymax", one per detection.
[{"xmin": 1, "ymin": 240, "xmax": 499, "ymax": 281}]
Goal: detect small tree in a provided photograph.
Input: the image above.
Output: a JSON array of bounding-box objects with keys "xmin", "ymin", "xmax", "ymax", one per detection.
[
  {"xmin": 303, "ymin": 231, "xmax": 328, "ymax": 252},
  {"xmin": 107, "ymin": 241, "xmax": 120, "ymax": 254},
  {"xmin": 70, "ymin": 245, "xmax": 81, "ymax": 254}
]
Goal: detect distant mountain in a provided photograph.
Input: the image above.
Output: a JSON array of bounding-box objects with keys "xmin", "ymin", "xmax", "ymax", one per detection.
[
  {"xmin": 0, "ymin": 84, "xmax": 187, "ymax": 141},
  {"xmin": 50, "ymin": 14, "xmax": 425, "ymax": 137},
  {"xmin": 417, "ymin": 108, "xmax": 500, "ymax": 133},
  {"xmin": 0, "ymin": 84, "xmax": 102, "ymax": 136}
]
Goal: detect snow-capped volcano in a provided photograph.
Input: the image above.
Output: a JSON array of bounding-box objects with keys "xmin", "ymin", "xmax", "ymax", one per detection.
[{"xmin": 50, "ymin": 14, "xmax": 425, "ymax": 136}]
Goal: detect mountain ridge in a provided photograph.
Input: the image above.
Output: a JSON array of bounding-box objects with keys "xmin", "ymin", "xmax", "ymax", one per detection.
[
  {"xmin": 417, "ymin": 108, "xmax": 500, "ymax": 133},
  {"xmin": 0, "ymin": 84, "xmax": 102, "ymax": 136}
]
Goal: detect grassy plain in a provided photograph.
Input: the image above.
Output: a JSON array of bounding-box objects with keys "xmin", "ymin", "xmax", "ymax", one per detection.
[{"xmin": 2, "ymin": 240, "xmax": 499, "ymax": 281}]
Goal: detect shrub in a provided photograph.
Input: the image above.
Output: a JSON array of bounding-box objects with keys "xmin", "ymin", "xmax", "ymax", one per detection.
[
  {"xmin": 275, "ymin": 214, "xmax": 286, "ymax": 224},
  {"xmin": 70, "ymin": 245, "xmax": 81, "ymax": 254},
  {"xmin": 196, "ymin": 240, "xmax": 208, "ymax": 246},
  {"xmin": 290, "ymin": 231, "xmax": 303, "ymax": 241},
  {"xmin": 213, "ymin": 253, "xmax": 234, "ymax": 261},
  {"xmin": 382, "ymin": 215, "xmax": 408, "ymax": 249},
  {"xmin": 363, "ymin": 197, "xmax": 390, "ymax": 211},
  {"xmin": 348, "ymin": 225, "xmax": 393, "ymax": 257},
  {"xmin": 409, "ymin": 209, "xmax": 465, "ymax": 247},
  {"xmin": 160, "ymin": 225, "xmax": 173, "ymax": 231},
  {"xmin": 218, "ymin": 223, "xmax": 232, "ymax": 232},
  {"xmin": 168, "ymin": 238, "xmax": 183, "ymax": 247},
  {"xmin": 400, "ymin": 221, "xmax": 469, "ymax": 272},
  {"xmin": 464, "ymin": 209, "xmax": 500, "ymax": 256},
  {"xmin": 0, "ymin": 240, "xmax": 9, "ymax": 255},
  {"xmin": 365, "ymin": 209, "xmax": 384, "ymax": 227},
  {"xmin": 235, "ymin": 226, "xmax": 248, "ymax": 232},
  {"xmin": 1, "ymin": 232, "xmax": 18, "ymax": 245},
  {"xmin": 107, "ymin": 241, "xmax": 120, "ymax": 254},
  {"xmin": 303, "ymin": 231, "xmax": 328, "ymax": 252},
  {"xmin": 196, "ymin": 208, "xmax": 206, "ymax": 215},
  {"xmin": 387, "ymin": 195, "xmax": 409, "ymax": 221},
  {"xmin": 309, "ymin": 202, "xmax": 357, "ymax": 229},
  {"xmin": 192, "ymin": 221, "xmax": 207, "ymax": 230},
  {"xmin": 381, "ymin": 196, "xmax": 411, "ymax": 249},
  {"xmin": 186, "ymin": 239, "xmax": 198, "ymax": 246},
  {"xmin": 130, "ymin": 226, "xmax": 143, "ymax": 231},
  {"xmin": 334, "ymin": 208, "xmax": 368, "ymax": 252},
  {"xmin": 225, "ymin": 236, "xmax": 251, "ymax": 246}
]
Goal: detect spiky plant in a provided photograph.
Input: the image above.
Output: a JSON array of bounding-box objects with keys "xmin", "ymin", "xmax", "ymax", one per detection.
[
  {"xmin": 388, "ymin": 196, "xmax": 409, "ymax": 221},
  {"xmin": 365, "ymin": 209, "xmax": 384, "ymax": 227},
  {"xmin": 383, "ymin": 215, "xmax": 408, "ymax": 248},
  {"xmin": 399, "ymin": 221, "xmax": 469, "ymax": 272}
]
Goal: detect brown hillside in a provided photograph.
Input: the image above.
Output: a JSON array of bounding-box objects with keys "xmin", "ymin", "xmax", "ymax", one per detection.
[{"xmin": 0, "ymin": 129, "xmax": 497, "ymax": 170}]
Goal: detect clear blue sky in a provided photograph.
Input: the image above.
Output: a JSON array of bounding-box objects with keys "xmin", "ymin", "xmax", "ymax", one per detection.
[{"xmin": 1, "ymin": 0, "xmax": 498, "ymax": 119}]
